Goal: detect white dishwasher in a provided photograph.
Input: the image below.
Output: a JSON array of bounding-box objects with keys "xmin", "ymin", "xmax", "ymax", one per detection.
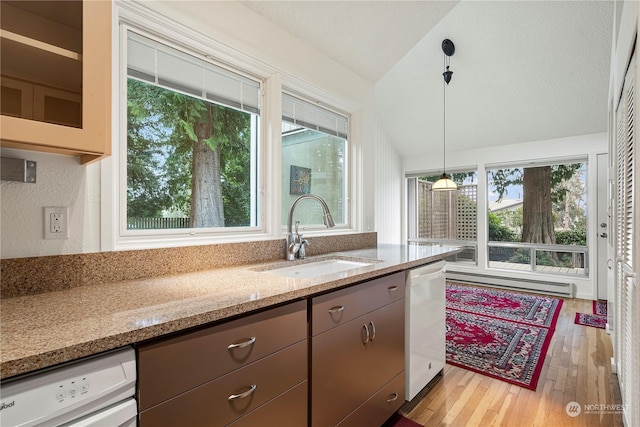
[
  {"xmin": 0, "ymin": 347, "xmax": 137, "ymax": 427},
  {"xmin": 405, "ymin": 260, "xmax": 446, "ymax": 402}
]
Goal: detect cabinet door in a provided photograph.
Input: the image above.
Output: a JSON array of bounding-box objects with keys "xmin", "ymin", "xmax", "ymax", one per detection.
[
  {"xmin": 0, "ymin": 77, "xmax": 33, "ymax": 119},
  {"xmin": 33, "ymin": 85, "xmax": 81, "ymax": 127},
  {"xmin": 311, "ymin": 317, "xmax": 369, "ymax": 427},
  {"xmin": 336, "ymin": 371, "xmax": 405, "ymax": 427},
  {"xmin": 365, "ymin": 299, "xmax": 405, "ymax": 396}
]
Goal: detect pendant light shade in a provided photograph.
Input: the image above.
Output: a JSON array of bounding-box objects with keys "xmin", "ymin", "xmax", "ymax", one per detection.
[
  {"xmin": 434, "ymin": 39, "xmax": 458, "ymax": 192},
  {"xmin": 432, "ymin": 173, "xmax": 457, "ymax": 191}
]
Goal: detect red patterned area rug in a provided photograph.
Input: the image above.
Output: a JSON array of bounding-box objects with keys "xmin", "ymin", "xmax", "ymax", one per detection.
[
  {"xmin": 593, "ymin": 299, "xmax": 608, "ymax": 316},
  {"xmin": 445, "ymin": 283, "xmax": 563, "ymax": 391},
  {"xmin": 575, "ymin": 300, "xmax": 607, "ymax": 329},
  {"xmin": 574, "ymin": 312, "xmax": 606, "ymax": 329},
  {"xmin": 446, "ymin": 282, "xmax": 563, "ymax": 327},
  {"xmin": 383, "ymin": 413, "xmax": 423, "ymax": 427}
]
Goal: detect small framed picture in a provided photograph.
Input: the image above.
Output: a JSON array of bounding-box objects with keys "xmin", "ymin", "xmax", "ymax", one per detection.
[{"xmin": 290, "ymin": 165, "xmax": 311, "ymax": 195}]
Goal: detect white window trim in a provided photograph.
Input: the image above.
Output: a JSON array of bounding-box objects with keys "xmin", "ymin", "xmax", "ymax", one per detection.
[{"xmin": 101, "ymin": 1, "xmax": 361, "ymax": 251}]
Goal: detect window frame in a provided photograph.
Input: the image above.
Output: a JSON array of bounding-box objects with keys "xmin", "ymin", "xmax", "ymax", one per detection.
[
  {"xmin": 102, "ymin": 2, "xmax": 359, "ymax": 251},
  {"xmin": 484, "ymin": 157, "xmax": 589, "ymax": 277},
  {"xmin": 280, "ymin": 89, "xmax": 351, "ymax": 233}
]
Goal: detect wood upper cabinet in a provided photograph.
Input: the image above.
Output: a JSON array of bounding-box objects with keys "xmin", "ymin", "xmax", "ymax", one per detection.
[{"xmin": 0, "ymin": 0, "xmax": 111, "ymax": 165}]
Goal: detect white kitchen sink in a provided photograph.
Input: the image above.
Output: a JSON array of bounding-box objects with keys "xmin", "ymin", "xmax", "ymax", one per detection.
[{"xmin": 263, "ymin": 259, "xmax": 374, "ymax": 279}]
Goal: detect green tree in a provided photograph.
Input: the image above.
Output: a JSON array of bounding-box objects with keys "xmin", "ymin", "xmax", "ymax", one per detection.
[
  {"xmin": 488, "ymin": 164, "xmax": 582, "ymax": 244},
  {"xmin": 127, "ymin": 79, "xmax": 252, "ymax": 228},
  {"xmin": 488, "ymin": 211, "xmax": 516, "ymax": 242}
]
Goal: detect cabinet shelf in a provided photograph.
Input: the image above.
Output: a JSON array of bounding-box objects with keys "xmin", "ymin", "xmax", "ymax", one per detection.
[{"xmin": 1, "ymin": 30, "xmax": 82, "ymax": 62}]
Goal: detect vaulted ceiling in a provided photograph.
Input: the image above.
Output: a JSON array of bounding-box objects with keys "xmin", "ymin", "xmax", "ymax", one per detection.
[{"xmin": 242, "ymin": 1, "xmax": 614, "ymax": 158}]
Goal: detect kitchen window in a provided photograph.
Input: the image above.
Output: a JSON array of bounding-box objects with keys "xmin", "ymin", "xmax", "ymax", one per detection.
[
  {"xmin": 111, "ymin": 9, "xmax": 358, "ymax": 250},
  {"xmin": 121, "ymin": 29, "xmax": 261, "ymax": 237},
  {"xmin": 281, "ymin": 93, "xmax": 349, "ymax": 229}
]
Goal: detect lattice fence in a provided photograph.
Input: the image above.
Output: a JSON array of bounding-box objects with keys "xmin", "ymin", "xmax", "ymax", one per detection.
[
  {"xmin": 456, "ymin": 184, "xmax": 477, "ymax": 240},
  {"xmin": 417, "ymin": 180, "xmax": 477, "ymax": 240}
]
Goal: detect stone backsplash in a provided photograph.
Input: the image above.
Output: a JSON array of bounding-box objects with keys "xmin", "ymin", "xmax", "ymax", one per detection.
[{"xmin": 0, "ymin": 233, "xmax": 377, "ymax": 298}]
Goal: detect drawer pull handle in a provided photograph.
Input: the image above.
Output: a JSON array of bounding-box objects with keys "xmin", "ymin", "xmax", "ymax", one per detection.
[
  {"xmin": 362, "ymin": 323, "xmax": 370, "ymax": 344},
  {"xmin": 228, "ymin": 384, "xmax": 257, "ymax": 401},
  {"xmin": 227, "ymin": 336, "xmax": 256, "ymax": 350},
  {"xmin": 387, "ymin": 392, "xmax": 399, "ymax": 403},
  {"xmin": 388, "ymin": 285, "xmax": 399, "ymax": 292},
  {"xmin": 328, "ymin": 305, "xmax": 345, "ymax": 314},
  {"xmin": 369, "ymin": 321, "xmax": 376, "ymax": 341}
]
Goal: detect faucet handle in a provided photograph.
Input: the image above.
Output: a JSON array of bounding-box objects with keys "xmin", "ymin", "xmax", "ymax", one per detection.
[{"xmin": 298, "ymin": 239, "xmax": 310, "ymax": 259}]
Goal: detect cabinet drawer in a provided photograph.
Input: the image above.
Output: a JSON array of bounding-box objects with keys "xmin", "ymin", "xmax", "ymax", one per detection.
[
  {"xmin": 312, "ymin": 272, "xmax": 404, "ymax": 336},
  {"xmin": 227, "ymin": 380, "xmax": 308, "ymax": 427},
  {"xmin": 138, "ymin": 300, "xmax": 306, "ymax": 410},
  {"xmin": 139, "ymin": 340, "xmax": 307, "ymax": 427},
  {"xmin": 336, "ymin": 371, "xmax": 405, "ymax": 427}
]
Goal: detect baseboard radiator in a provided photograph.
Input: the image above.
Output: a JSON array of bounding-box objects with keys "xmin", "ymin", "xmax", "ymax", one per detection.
[{"xmin": 446, "ymin": 271, "xmax": 574, "ymax": 298}]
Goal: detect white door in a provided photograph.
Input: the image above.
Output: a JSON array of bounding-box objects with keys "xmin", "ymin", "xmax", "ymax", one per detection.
[{"xmin": 596, "ymin": 153, "xmax": 609, "ymax": 300}]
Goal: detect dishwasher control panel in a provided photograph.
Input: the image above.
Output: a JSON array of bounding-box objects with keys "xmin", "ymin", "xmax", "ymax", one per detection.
[{"xmin": 0, "ymin": 347, "xmax": 135, "ymax": 427}]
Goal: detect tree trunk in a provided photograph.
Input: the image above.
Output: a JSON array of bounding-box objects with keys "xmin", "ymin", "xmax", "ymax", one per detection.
[
  {"xmin": 521, "ymin": 166, "xmax": 555, "ymax": 244},
  {"xmin": 190, "ymin": 116, "xmax": 224, "ymax": 228}
]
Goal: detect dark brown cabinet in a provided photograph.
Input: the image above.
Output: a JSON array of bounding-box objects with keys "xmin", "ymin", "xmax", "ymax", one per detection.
[
  {"xmin": 136, "ymin": 271, "xmax": 409, "ymax": 427},
  {"xmin": 137, "ymin": 300, "xmax": 307, "ymax": 427},
  {"xmin": 311, "ymin": 272, "xmax": 406, "ymax": 427}
]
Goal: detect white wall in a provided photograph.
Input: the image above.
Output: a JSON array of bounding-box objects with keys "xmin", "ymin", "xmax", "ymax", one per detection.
[
  {"xmin": 1, "ymin": 1, "xmax": 378, "ymax": 259},
  {"xmin": 0, "ymin": 148, "xmax": 102, "ymax": 258},
  {"xmin": 373, "ymin": 122, "xmax": 403, "ymax": 244}
]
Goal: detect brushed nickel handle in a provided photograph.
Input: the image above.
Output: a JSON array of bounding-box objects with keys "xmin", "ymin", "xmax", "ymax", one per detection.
[
  {"xmin": 387, "ymin": 285, "xmax": 399, "ymax": 292},
  {"xmin": 227, "ymin": 336, "xmax": 256, "ymax": 350},
  {"xmin": 328, "ymin": 305, "xmax": 345, "ymax": 314},
  {"xmin": 386, "ymin": 392, "xmax": 399, "ymax": 403},
  {"xmin": 228, "ymin": 384, "xmax": 257, "ymax": 401},
  {"xmin": 368, "ymin": 321, "xmax": 376, "ymax": 341},
  {"xmin": 362, "ymin": 323, "xmax": 370, "ymax": 344}
]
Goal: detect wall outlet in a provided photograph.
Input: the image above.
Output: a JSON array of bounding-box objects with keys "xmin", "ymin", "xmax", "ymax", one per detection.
[{"xmin": 44, "ymin": 207, "xmax": 69, "ymax": 240}]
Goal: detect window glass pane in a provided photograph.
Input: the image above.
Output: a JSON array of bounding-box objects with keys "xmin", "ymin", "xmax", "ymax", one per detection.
[
  {"xmin": 486, "ymin": 161, "xmax": 588, "ymax": 276},
  {"xmin": 486, "ymin": 162, "xmax": 587, "ymax": 243},
  {"xmin": 281, "ymin": 98, "xmax": 347, "ymax": 227},
  {"xmin": 409, "ymin": 172, "xmax": 477, "ymax": 264},
  {"xmin": 125, "ymin": 31, "xmax": 259, "ymax": 231}
]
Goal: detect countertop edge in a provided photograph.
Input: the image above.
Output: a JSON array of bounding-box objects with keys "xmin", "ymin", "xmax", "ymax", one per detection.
[{"xmin": 1, "ymin": 246, "xmax": 461, "ymax": 379}]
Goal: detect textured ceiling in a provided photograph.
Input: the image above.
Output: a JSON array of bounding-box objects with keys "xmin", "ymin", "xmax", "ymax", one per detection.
[
  {"xmin": 242, "ymin": 0, "xmax": 458, "ymax": 82},
  {"xmin": 376, "ymin": 1, "xmax": 614, "ymax": 156},
  {"xmin": 241, "ymin": 0, "xmax": 614, "ymax": 158}
]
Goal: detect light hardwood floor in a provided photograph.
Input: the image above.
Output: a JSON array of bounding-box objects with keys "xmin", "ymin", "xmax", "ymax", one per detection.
[{"xmin": 401, "ymin": 296, "xmax": 624, "ymax": 427}]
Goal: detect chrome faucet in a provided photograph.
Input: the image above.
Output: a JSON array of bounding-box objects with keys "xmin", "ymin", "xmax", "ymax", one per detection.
[{"xmin": 286, "ymin": 194, "xmax": 336, "ymax": 260}]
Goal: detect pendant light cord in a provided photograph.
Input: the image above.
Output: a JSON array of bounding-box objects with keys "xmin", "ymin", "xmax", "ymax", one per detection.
[{"xmin": 443, "ymin": 54, "xmax": 447, "ymax": 175}]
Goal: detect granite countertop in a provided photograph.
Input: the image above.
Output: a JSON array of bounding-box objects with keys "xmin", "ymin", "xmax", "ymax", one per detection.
[{"xmin": 0, "ymin": 244, "xmax": 460, "ymax": 379}]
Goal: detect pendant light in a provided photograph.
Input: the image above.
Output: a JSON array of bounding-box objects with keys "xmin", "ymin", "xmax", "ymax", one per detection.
[{"xmin": 432, "ymin": 39, "xmax": 458, "ymax": 192}]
